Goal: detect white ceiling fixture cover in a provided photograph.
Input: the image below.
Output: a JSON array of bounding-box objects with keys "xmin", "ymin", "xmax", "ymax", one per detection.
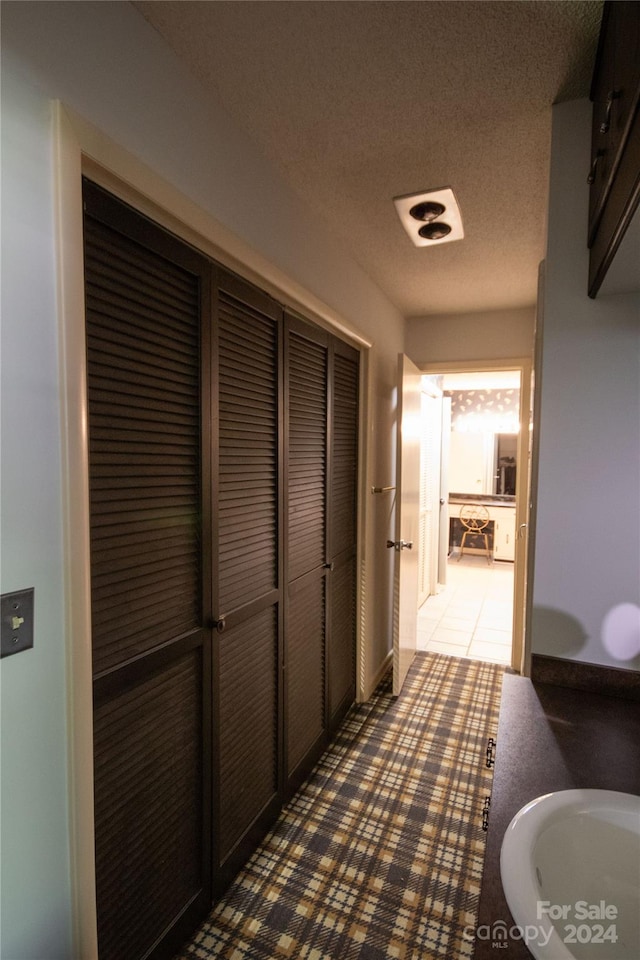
[{"xmin": 394, "ymin": 188, "xmax": 464, "ymax": 247}]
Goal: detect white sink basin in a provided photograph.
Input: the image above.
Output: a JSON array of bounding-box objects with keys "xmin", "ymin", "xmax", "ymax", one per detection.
[{"xmin": 500, "ymin": 789, "xmax": 640, "ymax": 959}]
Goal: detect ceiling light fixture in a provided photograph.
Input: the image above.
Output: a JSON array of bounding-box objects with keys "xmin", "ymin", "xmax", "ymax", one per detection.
[
  {"xmin": 394, "ymin": 187, "xmax": 464, "ymax": 247},
  {"xmin": 419, "ymin": 222, "xmax": 451, "ymax": 240},
  {"xmin": 409, "ymin": 200, "xmax": 445, "ymax": 222}
]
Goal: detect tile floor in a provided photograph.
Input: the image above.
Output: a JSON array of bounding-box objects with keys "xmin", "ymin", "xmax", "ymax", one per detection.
[{"xmin": 418, "ymin": 553, "xmax": 513, "ymax": 665}]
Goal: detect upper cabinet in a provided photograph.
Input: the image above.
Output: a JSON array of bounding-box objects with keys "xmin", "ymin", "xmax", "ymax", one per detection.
[{"xmin": 587, "ymin": 1, "xmax": 640, "ymax": 298}]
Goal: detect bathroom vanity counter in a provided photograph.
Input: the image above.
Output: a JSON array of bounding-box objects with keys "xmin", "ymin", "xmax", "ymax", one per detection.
[{"xmin": 474, "ymin": 672, "xmax": 640, "ymax": 959}]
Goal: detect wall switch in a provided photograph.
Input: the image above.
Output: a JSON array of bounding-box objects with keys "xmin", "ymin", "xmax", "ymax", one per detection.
[{"xmin": 1, "ymin": 588, "xmax": 35, "ymax": 658}]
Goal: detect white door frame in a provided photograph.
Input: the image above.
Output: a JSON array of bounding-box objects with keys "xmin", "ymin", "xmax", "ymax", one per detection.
[{"xmin": 417, "ymin": 357, "xmax": 533, "ymax": 676}]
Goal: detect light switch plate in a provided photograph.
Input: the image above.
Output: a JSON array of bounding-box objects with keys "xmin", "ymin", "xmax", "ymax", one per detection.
[{"xmin": 1, "ymin": 588, "xmax": 35, "ymax": 658}]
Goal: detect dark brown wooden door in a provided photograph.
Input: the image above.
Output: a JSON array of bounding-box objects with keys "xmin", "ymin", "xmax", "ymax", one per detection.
[
  {"xmin": 284, "ymin": 315, "xmax": 330, "ymax": 793},
  {"xmin": 83, "ymin": 180, "xmax": 360, "ymax": 952},
  {"xmin": 212, "ymin": 269, "xmax": 283, "ymax": 894},
  {"xmin": 327, "ymin": 340, "xmax": 360, "ymax": 730},
  {"xmin": 283, "ymin": 316, "xmax": 360, "ymax": 786},
  {"xmin": 83, "ymin": 180, "xmax": 212, "ymax": 960}
]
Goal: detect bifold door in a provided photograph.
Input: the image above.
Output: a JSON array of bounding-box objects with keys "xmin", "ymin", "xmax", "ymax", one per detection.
[
  {"xmin": 83, "ymin": 180, "xmax": 359, "ymax": 956},
  {"xmin": 83, "ymin": 180, "xmax": 213, "ymax": 960},
  {"xmin": 212, "ymin": 270, "xmax": 283, "ymax": 892}
]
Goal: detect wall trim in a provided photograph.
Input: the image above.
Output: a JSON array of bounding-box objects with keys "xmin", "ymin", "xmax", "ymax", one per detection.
[
  {"xmin": 54, "ymin": 100, "xmax": 374, "ymax": 955},
  {"xmin": 54, "ymin": 102, "xmax": 98, "ymax": 960}
]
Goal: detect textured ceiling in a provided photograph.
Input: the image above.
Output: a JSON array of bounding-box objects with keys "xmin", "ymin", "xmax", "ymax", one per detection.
[{"xmin": 134, "ymin": 0, "xmax": 603, "ymax": 317}]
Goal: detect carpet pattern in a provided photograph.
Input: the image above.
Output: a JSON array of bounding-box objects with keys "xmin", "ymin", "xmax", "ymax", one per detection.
[{"xmin": 176, "ymin": 652, "xmax": 504, "ymax": 960}]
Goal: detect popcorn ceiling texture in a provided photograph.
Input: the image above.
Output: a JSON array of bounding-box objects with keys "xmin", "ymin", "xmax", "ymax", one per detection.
[{"xmin": 135, "ymin": 0, "xmax": 602, "ymax": 317}]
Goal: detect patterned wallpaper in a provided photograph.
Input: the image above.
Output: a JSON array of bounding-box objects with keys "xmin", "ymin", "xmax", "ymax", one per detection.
[{"xmin": 445, "ymin": 388, "xmax": 519, "ymax": 418}]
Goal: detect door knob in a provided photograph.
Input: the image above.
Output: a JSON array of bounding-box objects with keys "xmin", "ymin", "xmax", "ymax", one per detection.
[{"xmin": 386, "ymin": 539, "xmax": 413, "ymax": 551}]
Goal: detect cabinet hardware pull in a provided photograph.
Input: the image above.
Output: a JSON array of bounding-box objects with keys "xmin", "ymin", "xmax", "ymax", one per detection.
[
  {"xmin": 486, "ymin": 737, "xmax": 497, "ymax": 768},
  {"xmin": 214, "ymin": 617, "xmax": 226, "ymax": 634},
  {"xmin": 600, "ymin": 90, "xmax": 619, "ymax": 134},
  {"xmin": 587, "ymin": 150, "xmax": 604, "ymax": 185},
  {"xmin": 482, "ymin": 796, "xmax": 491, "ymax": 832}
]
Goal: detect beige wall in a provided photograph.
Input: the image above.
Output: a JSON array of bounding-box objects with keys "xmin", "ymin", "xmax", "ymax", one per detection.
[{"xmin": 405, "ymin": 306, "xmax": 535, "ymax": 366}]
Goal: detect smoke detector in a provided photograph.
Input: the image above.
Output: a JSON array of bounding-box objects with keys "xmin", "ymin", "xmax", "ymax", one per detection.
[{"xmin": 393, "ymin": 188, "xmax": 464, "ymax": 246}]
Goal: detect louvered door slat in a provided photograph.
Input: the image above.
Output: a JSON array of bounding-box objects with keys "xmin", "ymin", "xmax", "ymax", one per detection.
[
  {"xmin": 288, "ymin": 330, "xmax": 327, "ymax": 581},
  {"xmin": 329, "ymin": 352, "xmax": 359, "ymax": 559},
  {"xmin": 217, "ymin": 289, "xmax": 278, "ymax": 611},
  {"xmin": 86, "ymin": 219, "xmax": 202, "ymax": 677}
]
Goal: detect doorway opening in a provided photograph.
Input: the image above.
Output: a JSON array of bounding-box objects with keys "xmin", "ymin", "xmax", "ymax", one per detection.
[{"xmin": 416, "ymin": 368, "xmax": 526, "ymax": 668}]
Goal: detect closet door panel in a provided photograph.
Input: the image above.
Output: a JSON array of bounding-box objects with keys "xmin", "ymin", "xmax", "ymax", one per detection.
[
  {"xmin": 286, "ymin": 572, "xmax": 326, "ymax": 779},
  {"xmin": 328, "ymin": 549, "xmax": 357, "ymax": 725},
  {"xmin": 329, "ymin": 349, "xmax": 360, "ymax": 559},
  {"xmin": 93, "ymin": 650, "xmax": 203, "ymax": 960},
  {"xmin": 287, "ymin": 328, "xmax": 327, "ymax": 581},
  {"xmin": 214, "ymin": 270, "xmax": 283, "ymax": 891},
  {"xmin": 217, "ymin": 283, "xmax": 279, "ymax": 611},
  {"xmin": 84, "ymin": 180, "xmax": 212, "ymax": 960},
  {"xmin": 327, "ymin": 342, "xmax": 359, "ymax": 730},
  {"xmin": 218, "ymin": 608, "xmax": 279, "ymax": 862},
  {"xmin": 85, "ymin": 216, "xmax": 203, "ymax": 674},
  {"xmin": 284, "ymin": 319, "xmax": 329, "ymax": 792}
]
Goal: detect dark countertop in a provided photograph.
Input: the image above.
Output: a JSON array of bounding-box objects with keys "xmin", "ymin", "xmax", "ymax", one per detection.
[
  {"xmin": 474, "ymin": 673, "xmax": 640, "ymax": 959},
  {"xmin": 449, "ymin": 495, "xmax": 515, "ymax": 506}
]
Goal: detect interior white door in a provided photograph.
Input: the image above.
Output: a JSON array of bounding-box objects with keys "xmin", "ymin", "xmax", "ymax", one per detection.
[
  {"xmin": 392, "ymin": 354, "xmax": 422, "ymax": 696},
  {"xmin": 438, "ymin": 397, "xmax": 451, "ymax": 586},
  {"xmin": 418, "ymin": 386, "xmax": 443, "ymax": 606}
]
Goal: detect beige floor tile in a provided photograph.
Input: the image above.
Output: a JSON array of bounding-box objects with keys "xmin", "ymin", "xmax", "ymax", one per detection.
[
  {"xmin": 431, "ymin": 625, "xmax": 472, "ymax": 646},
  {"xmin": 417, "ymin": 621, "xmax": 437, "ymax": 642},
  {"xmin": 439, "ymin": 614, "xmax": 478, "ymax": 632},
  {"xmin": 473, "ymin": 627, "xmax": 512, "ymax": 646},
  {"xmin": 425, "ymin": 638, "xmax": 469, "ymax": 657},
  {"xmin": 467, "ymin": 639, "xmax": 511, "ymax": 663}
]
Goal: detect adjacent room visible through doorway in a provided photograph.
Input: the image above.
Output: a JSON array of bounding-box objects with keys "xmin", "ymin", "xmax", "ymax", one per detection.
[
  {"xmin": 418, "ymin": 555, "xmax": 513, "ymax": 665},
  {"xmin": 417, "ymin": 369, "xmax": 524, "ymax": 668}
]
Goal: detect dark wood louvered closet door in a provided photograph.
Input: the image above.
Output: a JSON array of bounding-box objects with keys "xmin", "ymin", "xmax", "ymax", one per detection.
[
  {"xmin": 83, "ymin": 180, "xmax": 360, "ymax": 952},
  {"xmin": 212, "ymin": 269, "xmax": 283, "ymax": 894},
  {"xmin": 83, "ymin": 180, "xmax": 212, "ymax": 960},
  {"xmin": 327, "ymin": 340, "xmax": 360, "ymax": 731},
  {"xmin": 284, "ymin": 316, "xmax": 329, "ymax": 793}
]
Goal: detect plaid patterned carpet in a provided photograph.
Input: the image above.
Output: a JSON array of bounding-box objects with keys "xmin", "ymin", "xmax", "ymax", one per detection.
[{"xmin": 176, "ymin": 652, "xmax": 504, "ymax": 960}]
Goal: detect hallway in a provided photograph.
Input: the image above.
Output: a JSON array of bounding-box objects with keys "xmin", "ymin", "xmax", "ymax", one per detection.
[
  {"xmin": 418, "ymin": 558, "xmax": 513, "ymax": 666},
  {"xmin": 175, "ymin": 653, "xmax": 503, "ymax": 959}
]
